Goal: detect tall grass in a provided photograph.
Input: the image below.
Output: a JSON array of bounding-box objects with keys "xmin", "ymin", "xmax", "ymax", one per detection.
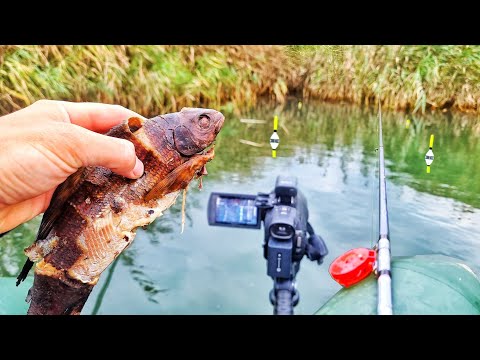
[
  {"xmin": 301, "ymin": 45, "xmax": 480, "ymax": 114},
  {"xmin": 1, "ymin": 45, "xmax": 479, "ymax": 116},
  {"xmin": 0, "ymin": 45, "xmax": 293, "ymax": 116}
]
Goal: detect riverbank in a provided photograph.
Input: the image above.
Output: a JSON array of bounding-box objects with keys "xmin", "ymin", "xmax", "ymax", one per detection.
[
  {"xmin": 1, "ymin": 45, "xmax": 479, "ymax": 116},
  {"xmin": 301, "ymin": 45, "xmax": 480, "ymax": 114}
]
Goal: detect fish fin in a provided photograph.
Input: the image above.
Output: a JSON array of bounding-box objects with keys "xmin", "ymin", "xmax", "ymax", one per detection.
[
  {"xmin": 16, "ymin": 259, "xmax": 34, "ymax": 286},
  {"xmin": 144, "ymin": 159, "xmax": 194, "ymax": 202},
  {"xmin": 16, "ymin": 168, "xmax": 88, "ymax": 284},
  {"xmin": 37, "ymin": 167, "xmax": 89, "ymax": 241},
  {"xmin": 127, "ymin": 116, "xmax": 145, "ymax": 133},
  {"xmin": 0, "ymin": 230, "xmax": 11, "ymax": 238}
]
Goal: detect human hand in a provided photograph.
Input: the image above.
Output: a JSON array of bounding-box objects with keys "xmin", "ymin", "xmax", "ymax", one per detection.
[{"xmin": 0, "ymin": 100, "xmax": 146, "ymax": 233}]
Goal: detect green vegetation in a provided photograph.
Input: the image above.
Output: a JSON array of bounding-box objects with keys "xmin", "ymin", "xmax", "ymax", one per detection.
[
  {"xmin": 1, "ymin": 45, "xmax": 480, "ymax": 116},
  {"xmin": 0, "ymin": 45, "xmax": 292, "ymax": 116},
  {"xmin": 300, "ymin": 45, "xmax": 480, "ymax": 114}
]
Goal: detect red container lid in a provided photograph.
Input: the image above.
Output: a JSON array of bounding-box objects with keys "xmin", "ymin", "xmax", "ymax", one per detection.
[{"xmin": 329, "ymin": 248, "xmax": 376, "ymax": 288}]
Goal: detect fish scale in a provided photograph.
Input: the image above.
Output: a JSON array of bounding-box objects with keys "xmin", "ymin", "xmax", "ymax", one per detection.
[{"xmin": 19, "ymin": 107, "xmax": 224, "ymax": 315}]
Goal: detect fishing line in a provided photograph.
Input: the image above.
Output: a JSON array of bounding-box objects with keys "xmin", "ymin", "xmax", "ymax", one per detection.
[{"xmin": 371, "ymin": 116, "xmax": 379, "ymax": 248}]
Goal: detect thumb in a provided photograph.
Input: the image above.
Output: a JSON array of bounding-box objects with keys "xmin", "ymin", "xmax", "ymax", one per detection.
[{"xmin": 69, "ymin": 125, "xmax": 144, "ymax": 179}]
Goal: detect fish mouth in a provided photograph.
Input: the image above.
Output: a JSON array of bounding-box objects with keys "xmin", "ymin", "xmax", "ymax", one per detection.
[
  {"xmin": 192, "ymin": 145, "xmax": 215, "ymax": 179},
  {"xmin": 192, "ymin": 143, "xmax": 215, "ymax": 159}
]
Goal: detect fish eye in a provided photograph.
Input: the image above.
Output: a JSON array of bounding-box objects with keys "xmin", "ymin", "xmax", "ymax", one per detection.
[{"xmin": 198, "ymin": 114, "xmax": 211, "ymax": 128}]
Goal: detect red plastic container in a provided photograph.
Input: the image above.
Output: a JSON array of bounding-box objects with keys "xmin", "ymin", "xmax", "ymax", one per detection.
[{"xmin": 329, "ymin": 248, "xmax": 376, "ymax": 288}]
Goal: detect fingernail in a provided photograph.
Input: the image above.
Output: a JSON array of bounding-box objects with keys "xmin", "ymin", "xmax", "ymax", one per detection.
[{"xmin": 132, "ymin": 157, "xmax": 144, "ymax": 178}]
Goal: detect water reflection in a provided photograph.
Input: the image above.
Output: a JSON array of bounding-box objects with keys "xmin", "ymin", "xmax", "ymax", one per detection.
[
  {"xmin": 0, "ymin": 218, "xmax": 40, "ymax": 277},
  {"xmin": 211, "ymin": 102, "xmax": 480, "ymax": 208}
]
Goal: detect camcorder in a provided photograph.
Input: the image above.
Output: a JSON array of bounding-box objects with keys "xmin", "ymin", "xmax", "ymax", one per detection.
[{"xmin": 207, "ymin": 175, "xmax": 328, "ymax": 315}]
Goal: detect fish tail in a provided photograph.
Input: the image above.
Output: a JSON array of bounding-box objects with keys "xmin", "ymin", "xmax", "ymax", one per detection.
[{"xmin": 27, "ymin": 272, "xmax": 93, "ymax": 315}]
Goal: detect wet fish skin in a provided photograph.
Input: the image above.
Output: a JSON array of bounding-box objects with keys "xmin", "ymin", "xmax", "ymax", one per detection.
[{"xmin": 21, "ymin": 107, "xmax": 224, "ymax": 315}]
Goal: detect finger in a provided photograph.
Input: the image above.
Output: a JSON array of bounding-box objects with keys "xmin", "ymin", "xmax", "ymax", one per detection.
[
  {"xmin": 71, "ymin": 125, "xmax": 144, "ymax": 179},
  {"xmin": 35, "ymin": 100, "xmax": 146, "ymax": 133},
  {"xmin": 62, "ymin": 102, "xmax": 146, "ymax": 132},
  {"xmin": 0, "ymin": 191, "xmax": 53, "ymax": 233}
]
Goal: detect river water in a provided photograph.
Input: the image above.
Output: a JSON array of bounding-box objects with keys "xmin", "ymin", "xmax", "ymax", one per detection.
[{"xmin": 1, "ymin": 101, "xmax": 479, "ymax": 314}]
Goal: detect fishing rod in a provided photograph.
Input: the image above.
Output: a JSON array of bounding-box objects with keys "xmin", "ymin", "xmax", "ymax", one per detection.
[
  {"xmin": 327, "ymin": 103, "xmax": 393, "ymax": 314},
  {"xmin": 376, "ymin": 103, "xmax": 393, "ymax": 315}
]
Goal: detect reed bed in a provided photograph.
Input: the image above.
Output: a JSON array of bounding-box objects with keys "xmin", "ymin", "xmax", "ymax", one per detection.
[{"xmin": 1, "ymin": 45, "xmax": 479, "ymax": 116}]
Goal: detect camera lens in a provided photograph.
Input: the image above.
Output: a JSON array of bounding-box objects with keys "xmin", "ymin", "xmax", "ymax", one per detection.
[{"xmin": 270, "ymin": 223, "xmax": 294, "ymax": 239}]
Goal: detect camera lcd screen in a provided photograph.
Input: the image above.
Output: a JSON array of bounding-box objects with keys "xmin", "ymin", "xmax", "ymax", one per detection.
[
  {"xmin": 208, "ymin": 193, "xmax": 261, "ymax": 229},
  {"xmin": 215, "ymin": 197, "xmax": 258, "ymax": 225}
]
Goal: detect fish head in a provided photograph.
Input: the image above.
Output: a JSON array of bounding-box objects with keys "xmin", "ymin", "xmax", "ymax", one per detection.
[
  {"xmin": 172, "ymin": 107, "xmax": 225, "ymax": 156},
  {"xmin": 141, "ymin": 108, "xmax": 224, "ymax": 201}
]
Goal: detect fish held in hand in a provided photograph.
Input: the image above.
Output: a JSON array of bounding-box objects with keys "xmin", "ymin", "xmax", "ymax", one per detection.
[{"xmin": 18, "ymin": 107, "xmax": 224, "ymax": 315}]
